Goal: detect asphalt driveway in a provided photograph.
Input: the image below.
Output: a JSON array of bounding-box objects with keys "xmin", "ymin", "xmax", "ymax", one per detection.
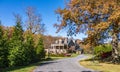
[{"xmin": 33, "ymin": 54, "xmax": 98, "ymax": 72}]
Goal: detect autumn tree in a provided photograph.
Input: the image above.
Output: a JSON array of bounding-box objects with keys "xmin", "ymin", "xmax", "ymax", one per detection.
[
  {"xmin": 43, "ymin": 35, "xmax": 54, "ymax": 49},
  {"xmin": 55, "ymin": 0, "xmax": 120, "ymax": 63},
  {"xmin": 25, "ymin": 7, "xmax": 46, "ymax": 59},
  {"xmin": 26, "ymin": 7, "xmax": 45, "ymax": 34}
]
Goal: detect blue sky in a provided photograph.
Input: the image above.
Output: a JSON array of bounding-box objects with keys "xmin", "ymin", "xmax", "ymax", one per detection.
[{"xmin": 0, "ymin": 0, "xmax": 86, "ymax": 40}]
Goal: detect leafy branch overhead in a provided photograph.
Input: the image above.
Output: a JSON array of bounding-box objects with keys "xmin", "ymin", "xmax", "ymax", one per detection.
[{"xmin": 55, "ymin": 0, "xmax": 120, "ymax": 63}]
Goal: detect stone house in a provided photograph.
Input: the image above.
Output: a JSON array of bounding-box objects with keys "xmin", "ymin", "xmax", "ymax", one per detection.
[{"xmin": 45, "ymin": 38, "xmax": 83, "ymax": 54}]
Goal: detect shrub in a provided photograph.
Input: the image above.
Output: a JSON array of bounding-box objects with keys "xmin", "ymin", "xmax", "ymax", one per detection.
[{"xmin": 94, "ymin": 44, "xmax": 112, "ymax": 59}]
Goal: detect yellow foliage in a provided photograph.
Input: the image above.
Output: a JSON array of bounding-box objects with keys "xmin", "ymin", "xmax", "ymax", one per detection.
[{"xmin": 56, "ymin": 0, "xmax": 120, "ymax": 48}]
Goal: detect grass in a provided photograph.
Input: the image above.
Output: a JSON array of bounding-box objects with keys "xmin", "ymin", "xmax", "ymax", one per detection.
[
  {"xmin": 71, "ymin": 53, "xmax": 80, "ymax": 57},
  {"xmin": 1, "ymin": 62, "xmax": 41, "ymax": 72},
  {"xmin": 84, "ymin": 54, "xmax": 94, "ymax": 57},
  {"xmin": 80, "ymin": 59, "xmax": 120, "ymax": 72}
]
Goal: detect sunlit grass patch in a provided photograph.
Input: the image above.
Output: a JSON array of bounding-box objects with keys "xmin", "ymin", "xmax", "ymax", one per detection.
[{"xmin": 80, "ymin": 59, "xmax": 120, "ymax": 72}]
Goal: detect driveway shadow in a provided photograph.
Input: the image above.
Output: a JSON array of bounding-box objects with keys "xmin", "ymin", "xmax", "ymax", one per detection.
[
  {"xmin": 1, "ymin": 58, "xmax": 58, "ymax": 72},
  {"xmin": 40, "ymin": 61, "xmax": 58, "ymax": 66}
]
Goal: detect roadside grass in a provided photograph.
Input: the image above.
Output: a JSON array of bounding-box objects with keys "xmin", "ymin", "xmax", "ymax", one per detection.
[
  {"xmin": 71, "ymin": 53, "xmax": 80, "ymax": 57},
  {"xmin": 47, "ymin": 53, "xmax": 80, "ymax": 58},
  {"xmin": 1, "ymin": 61, "xmax": 41, "ymax": 72},
  {"xmin": 80, "ymin": 58, "xmax": 120, "ymax": 72},
  {"xmin": 81, "ymin": 54, "xmax": 92, "ymax": 57}
]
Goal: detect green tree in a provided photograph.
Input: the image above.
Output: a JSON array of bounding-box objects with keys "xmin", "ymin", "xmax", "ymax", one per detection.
[
  {"xmin": 8, "ymin": 15, "xmax": 25, "ymax": 66},
  {"xmin": 36, "ymin": 37, "xmax": 45, "ymax": 60},
  {"xmin": 0, "ymin": 23, "xmax": 9, "ymax": 67},
  {"xmin": 24, "ymin": 33, "xmax": 37, "ymax": 63},
  {"xmin": 0, "ymin": 22, "xmax": 4, "ymax": 67}
]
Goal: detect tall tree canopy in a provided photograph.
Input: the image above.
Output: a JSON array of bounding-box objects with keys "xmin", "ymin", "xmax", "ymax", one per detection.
[
  {"xmin": 26, "ymin": 7, "xmax": 45, "ymax": 34},
  {"xmin": 55, "ymin": 0, "xmax": 120, "ymax": 63}
]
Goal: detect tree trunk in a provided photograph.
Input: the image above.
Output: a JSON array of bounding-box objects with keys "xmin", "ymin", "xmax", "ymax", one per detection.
[{"xmin": 111, "ymin": 33, "xmax": 120, "ymax": 63}]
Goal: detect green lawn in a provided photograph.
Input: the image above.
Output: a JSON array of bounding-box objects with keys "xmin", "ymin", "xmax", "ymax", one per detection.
[
  {"xmin": 1, "ymin": 62, "xmax": 41, "ymax": 72},
  {"xmin": 71, "ymin": 53, "xmax": 80, "ymax": 57}
]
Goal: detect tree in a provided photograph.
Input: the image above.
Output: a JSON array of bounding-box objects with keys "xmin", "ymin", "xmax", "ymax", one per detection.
[
  {"xmin": 24, "ymin": 32, "xmax": 36, "ymax": 63},
  {"xmin": 55, "ymin": 0, "xmax": 120, "ymax": 63},
  {"xmin": 25, "ymin": 6, "xmax": 47, "ymax": 61},
  {"xmin": 0, "ymin": 23, "xmax": 9, "ymax": 67},
  {"xmin": 8, "ymin": 14, "xmax": 23, "ymax": 48},
  {"xmin": 26, "ymin": 7, "xmax": 45, "ymax": 34},
  {"xmin": 0, "ymin": 22, "xmax": 4, "ymax": 67},
  {"xmin": 8, "ymin": 14, "xmax": 25, "ymax": 66},
  {"xmin": 36, "ymin": 37, "xmax": 45, "ymax": 60},
  {"xmin": 43, "ymin": 35, "xmax": 54, "ymax": 49}
]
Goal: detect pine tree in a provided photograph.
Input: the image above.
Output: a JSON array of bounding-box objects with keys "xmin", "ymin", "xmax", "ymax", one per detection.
[
  {"xmin": 24, "ymin": 33, "xmax": 36, "ymax": 63},
  {"xmin": 36, "ymin": 37, "xmax": 45, "ymax": 60},
  {"xmin": 8, "ymin": 15, "xmax": 25, "ymax": 66},
  {"xmin": 0, "ymin": 24, "xmax": 4, "ymax": 67},
  {"xmin": 0, "ymin": 23, "xmax": 9, "ymax": 67}
]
